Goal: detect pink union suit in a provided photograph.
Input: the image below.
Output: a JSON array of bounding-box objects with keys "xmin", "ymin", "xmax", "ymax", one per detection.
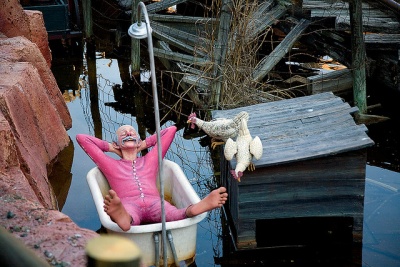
[{"xmin": 76, "ymin": 126, "xmax": 187, "ymax": 225}]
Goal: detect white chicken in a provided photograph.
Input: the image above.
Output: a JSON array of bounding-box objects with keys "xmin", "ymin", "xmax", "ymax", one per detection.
[
  {"xmin": 187, "ymin": 111, "xmax": 249, "ymax": 149},
  {"xmin": 224, "ymin": 117, "xmax": 263, "ymax": 182}
]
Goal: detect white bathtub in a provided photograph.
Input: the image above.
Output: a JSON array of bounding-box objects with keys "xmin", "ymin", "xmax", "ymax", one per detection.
[{"xmin": 86, "ymin": 159, "xmax": 207, "ymax": 266}]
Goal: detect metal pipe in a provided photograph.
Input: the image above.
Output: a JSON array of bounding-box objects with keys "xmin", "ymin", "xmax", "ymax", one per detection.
[
  {"xmin": 128, "ymin": 2, "xmax": 168, "ymax": 266},
  {"xmin": 153, "ymin": 232, "xmax": 160, "ymax": 267},
  {"xmin": 166, "ymin": 230, "xmax": 179, "ymax": 266}
]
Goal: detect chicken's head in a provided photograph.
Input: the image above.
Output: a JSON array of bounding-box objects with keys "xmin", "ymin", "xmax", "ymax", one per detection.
[{"xmin": 187, "ymin": 113, "xmax": 197, "ymax": 129}]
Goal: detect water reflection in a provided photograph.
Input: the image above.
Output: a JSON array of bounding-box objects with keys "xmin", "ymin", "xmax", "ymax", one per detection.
[
  {"xmin": 48, "ymin": 138, "xmax": 74, "ymax": 210},
  {"xmin": 50, "ymin": 50, "xmax": 399, "ymax": 266}
]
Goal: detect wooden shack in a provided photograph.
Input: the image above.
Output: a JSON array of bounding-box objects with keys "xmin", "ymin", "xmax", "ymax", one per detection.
[{"xmin": 212, "ymin": 92, "xmax": 374, "ymax": 250}]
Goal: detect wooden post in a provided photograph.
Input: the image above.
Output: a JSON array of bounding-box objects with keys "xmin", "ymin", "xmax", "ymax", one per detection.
[
  {"xmin": 82, "ymin": 0, "xmax": 95, "ymax": 59},
  {"xmin": 291, "ymin": 0, "xmax": 303, "ymax": 18},
  {"xmin": 86, "ymin": 235, "xmax": 142, "ymax": 267},
  {"xmin": 87, "ymin": 55, "xmax": 103, "ymax": 138},
  {"xmin": 131, "ymin": 0, "xmax": 141, "ymax": 77},
  {"xmin": 210, "ymin": 0, "xmax": 232, "ymax": 109},
  {"xmin": 0, "ymin": 227, "xmax": 50, "ymax": 266},
  {"xmin": 82, "ymin": 0, "xmax": 92, "ymax": 38},
  {"xmin": 349, "ymin": 0, "xmax": 367, "ymax": 114}
]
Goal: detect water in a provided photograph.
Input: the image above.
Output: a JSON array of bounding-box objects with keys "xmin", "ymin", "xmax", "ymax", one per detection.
[{"xmin": 52, "ymin": 53, "xmax": 400, "ymax": 267}]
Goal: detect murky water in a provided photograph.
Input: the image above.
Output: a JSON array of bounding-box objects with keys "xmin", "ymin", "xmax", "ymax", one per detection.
[{"xmin": 51, "ymin": 50, "xmax": 400, "ymax": 267}]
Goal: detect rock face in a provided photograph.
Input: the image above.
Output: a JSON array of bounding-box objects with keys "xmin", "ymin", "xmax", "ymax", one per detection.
[
  {"xmin": 0, "ymin": 0, "xmax": 99, "ymax": 266},
  {"xmin": 0, "ymin": 0, "xmax": 52, "ymax": 66}
]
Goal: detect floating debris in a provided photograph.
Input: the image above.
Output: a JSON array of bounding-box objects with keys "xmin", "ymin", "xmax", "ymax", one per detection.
[
  {"xmin": 6, "ymin": 211, "xmax": 15, "ymax": 219},
  {"xmin": 44, "ymin": 250, "xmax": 53, "ymax": 259},
  {"xmin": 10, "ymin": 225, "xmax": 21, "ymax": 232},
  {"xmin": 320, "ymin": 55, "xmax": 333, "ymax": 63}
]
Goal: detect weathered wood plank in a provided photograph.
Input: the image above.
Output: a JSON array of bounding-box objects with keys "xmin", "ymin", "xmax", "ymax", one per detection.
[
  {"xmin": 246, "ymin": 2, "xmax": 287, "ymax": 40},
  {"xmin": 213, "ymin": 91, "xmax": 340, "ymax": 118},
  {"xmin": 213, "ymin": 92, "xmax": 374, "ymax": 168},
  {"xmin": 181, "ymin": 74, "xmax": 210, "ymax": 89},
  {"xmin": 211, "ymin": 0, "xmax": 232, "ymax": 107},
  {"xmin": 155, "ymin": 41, "xmax": 206, "ymax": 109},
  {"xmin": 149, "ymin": 14, "xmax": 217, "ymax": 36},
  {"xmin": 238, "ymin": 197, "xmax": 364, "ymax": 221},
  {"xmin": 302, "ymin": 0, "xmax": 400, "ymax": 33},
  {"xmin": 252, "ymin": 19, "xmax": 311, "ymax": 82},
  {"xmin": 364, "ymin": 33, "xmax": 400, "ymax": 50},
  {"xmin": 248, "ymin": 112, "xmax": 360, "ymax": 141},
  {"xmin": 240, "ymin": 152, "xmax": 366, "ymax": 187},
  {"xmin": 230, "ymin": 150, "xmax": 367, "ymax": 248},
  {"xmin": 248, "ymin": 108, "xmax": 359, "ymax": 136},
  {"xmin": 214, "ymin": 94, "xmax": 355, "ymax": 127},
  {"xmin": 151, "ymin": 21, "xmax": 210, "ymax": 48},
  {"xmin": 254, "ymin": 134, "xmax": 372, "ymax": 167},
  {"xmin": 146, "ymin": 0, "xmax": 188, "ymax": 14},
  {"xmin": 152, "ymin": 27, "xmax": 208, "ymax": 57},
  {"xmin": 253, "ymin": 117, "xmax": 365, "ymax": 144},
  {"xmin": 152, "ymin": 47, "xmax": 212, "ymax": 66},
  {"xmin": 178, "ymin": 64, "xmax": 205, "ymax": 76},
  {"xmin": 307, "ymin": 68, "xmax": 353, "ymax": 94},
  {"xmin": 149, "ymin": 14, "xmax": 217, "ymax": 24}
]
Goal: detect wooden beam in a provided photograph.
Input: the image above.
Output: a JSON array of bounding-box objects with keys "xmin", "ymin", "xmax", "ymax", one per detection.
[
  {"xmin": 247, "ymin": 3, "xmax": 287, "ymax": 40},
  {"xmin": 181, "ymin": 74, "xmax": 211, "ymax": 89},
  {"xmin": 349, "ymin": 0, "xmax": 367, "ymax": 114},
  {"xmin": 151, "ymin": 21, "xmax": 210, "ymax": 48},
  {"xmin": 153, "ymin": 47, "xmax": 211, "ymax": 66},
  {"xmin": 252, "ymin": 19, "xmax": 311, "ymax": 82},
  {"xmin": 146, "ymin": 0, "xmax": 188, "ymax": 14},
  {"xmin": 364, "ymin": 33, "xmax": 400, "ymax": 50},
  {"xmin": 149, "ymin": 14, "xmax": 218, "ymax": 24},
  {"xmin": 152, "ymin": 27, "xmax": 208, "ymax": 57},
  {"xmin": 155, "ymin": 41, "xmax": 207, "ymax": 109},
  {"xmin": 130, "ymin": 0, "xmax": 140, "ymax": 76},
  {"xmin": 211, "ymin": 0, "xmax": 233, "ymax": 108},
  {"xmin": 307, "ymin": 68, "xmax": 353, "ymax": 94}
]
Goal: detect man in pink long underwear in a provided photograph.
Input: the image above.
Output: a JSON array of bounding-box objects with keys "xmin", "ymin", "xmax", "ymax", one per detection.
[{"xmin": 77, "ymin": 125, "xmax": 228, "ymax": 231}]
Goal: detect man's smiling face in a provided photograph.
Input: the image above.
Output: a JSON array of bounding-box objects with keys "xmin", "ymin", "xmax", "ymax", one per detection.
[{"xmin": 116, "ymin": 125, "xmax": 141, "ymax": 148}]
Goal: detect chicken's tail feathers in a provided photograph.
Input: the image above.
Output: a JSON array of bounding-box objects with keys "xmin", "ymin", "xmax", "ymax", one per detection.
[{"xmin": 233, "ymin": 111, "xmax": 249, "ymax": 124}]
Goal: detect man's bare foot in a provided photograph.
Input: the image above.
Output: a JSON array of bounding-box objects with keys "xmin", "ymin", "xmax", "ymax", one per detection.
[
  {"xmin": 186, "ymin": 187, "xmax": 228, "ymax": 217},
  {"xmin": 103, "ymin": 189, "xmax": 132, "ymax": 231}
]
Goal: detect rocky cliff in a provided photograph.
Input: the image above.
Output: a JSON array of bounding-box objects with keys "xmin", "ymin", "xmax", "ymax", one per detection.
[{"xmin": 0, "ymin": 0, "xmax": 99, "ymax": 266}]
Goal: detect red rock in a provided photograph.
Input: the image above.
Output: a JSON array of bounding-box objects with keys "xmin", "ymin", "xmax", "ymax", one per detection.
[
  {"xmin": 25, "ymin": 10, "xmax": 52, "ymax": 66},
  {"xmin": 0, "ymin": 2, "xmax": 100, "ymax": 266},
  {"xmin": 0, "ymin": 62, "xmax": 69, "ymax": 208},
  {"xmin": 0, "ymin": 0, "xmax": 51, "ymax": 66},
  {"xmin": 0, "ymin": 194, "xmax": 98, "ymax": 266},
  {"xmin": 0, "ymin": 36, "xmax": 72, "ymax": 129}
]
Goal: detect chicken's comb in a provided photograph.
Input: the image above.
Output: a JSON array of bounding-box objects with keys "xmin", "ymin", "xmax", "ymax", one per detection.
[{"xmin": 188, "ymin": 112, "xmax": 197, "ymax": 119}]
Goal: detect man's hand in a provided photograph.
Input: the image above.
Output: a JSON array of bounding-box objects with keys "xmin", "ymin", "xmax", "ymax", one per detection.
[
  {"xmin": 137, "ymin": 140, "xmax": 147, "ymax": 152},
  {"xmin": 109, "ymin": 142, "xmax": 122, "ymax": 157}
]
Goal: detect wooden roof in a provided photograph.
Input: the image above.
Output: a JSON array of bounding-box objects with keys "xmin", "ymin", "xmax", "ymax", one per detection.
[{"xmin": 212, "ymin": 92, "xmax": 375, "ymax": 168}]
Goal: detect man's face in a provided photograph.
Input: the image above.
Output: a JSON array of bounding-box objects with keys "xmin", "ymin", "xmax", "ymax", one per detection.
[{"xmin": 116, "ymin": 125, "xmax": 141, "ymax": 148}]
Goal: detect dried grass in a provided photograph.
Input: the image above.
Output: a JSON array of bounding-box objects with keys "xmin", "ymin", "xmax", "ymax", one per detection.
[{"xmin": 196, "ymin": 0, "xmax": 296, "ymax": 109}]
